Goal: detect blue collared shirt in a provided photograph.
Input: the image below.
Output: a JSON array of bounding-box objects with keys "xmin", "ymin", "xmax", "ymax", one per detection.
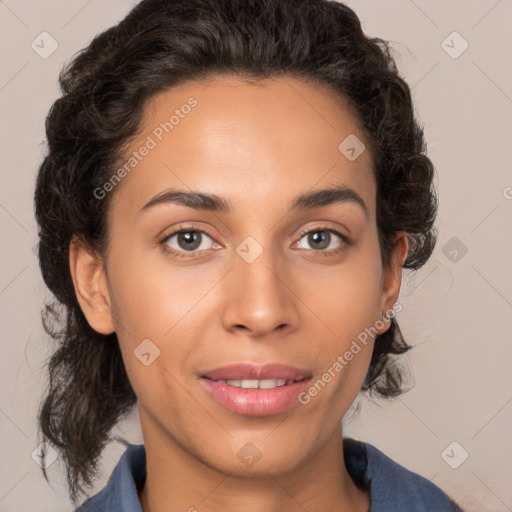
[{"xmin": 76, "ymin": 438, "xmax": 462, "ymax": 511}]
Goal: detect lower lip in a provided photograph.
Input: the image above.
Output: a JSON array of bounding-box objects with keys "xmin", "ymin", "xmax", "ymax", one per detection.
[{"xmin": 200, "ymin": 378, "xmax": 312, "ymax": 416}]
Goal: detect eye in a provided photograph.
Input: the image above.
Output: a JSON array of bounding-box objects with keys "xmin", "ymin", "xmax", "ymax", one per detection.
[
  {"xmin": 159, "ymin": 224, "xmax": 349, "ymax": 259},
  {"xmin": 295, "ymin": 228, "xmax": 348, "ymax": 254},
  {"xmin": 160, "ymin": 226, "xmax": 218, "ymax": 258}
]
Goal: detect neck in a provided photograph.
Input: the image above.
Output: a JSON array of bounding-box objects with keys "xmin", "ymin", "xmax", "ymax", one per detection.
[{"xmin": 138, "ymin": 419, "xmax": 369, "ymax": 512}]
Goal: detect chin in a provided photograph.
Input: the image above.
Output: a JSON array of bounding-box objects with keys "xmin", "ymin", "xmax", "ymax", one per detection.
[{"xmin": 193, "ymin": 432, "xmax": 310, "ymax": 478}]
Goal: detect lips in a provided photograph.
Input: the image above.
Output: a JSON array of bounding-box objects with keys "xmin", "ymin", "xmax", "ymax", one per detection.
[
  {"xmin": 201, "ymin": 363, "xmax": 311, "ymax": 382},
  {"xmin": 199, "ymin": 363, "xmax": 312, "ymax": 416}
]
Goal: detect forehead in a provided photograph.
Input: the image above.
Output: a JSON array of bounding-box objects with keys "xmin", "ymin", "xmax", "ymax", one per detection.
[
  {"xmin": 111, "ymin": 75, "xmax": 376, "ymax": 217},
  {"xmin": 142, "ymin": 75, "xmax": 368, "ymax": 157}
]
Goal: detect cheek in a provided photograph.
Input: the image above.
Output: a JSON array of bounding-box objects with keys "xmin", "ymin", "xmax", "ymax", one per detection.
[
  {"xmin": 297, "ymin": 237, "xmax": 382, "ymax": 396},
  {"xmin": 299, "ymin": 248, "xmax": 382, "ymax": 340},
  {"xmin": 106, "ymin": 241, "xmax": 213, "ymax": 336},
  {"xmin": 104, "ymin": 244, "xmax": 218, "ymax": 394}
]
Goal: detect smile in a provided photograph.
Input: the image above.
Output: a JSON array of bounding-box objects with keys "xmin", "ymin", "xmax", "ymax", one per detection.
[
  {"xmin": 199, "ymin": 363, "xmax": 312, "ymax": 416},
  {"xmin": 211, "ymin": 378, "xmax": 296, "ymax": 389}
]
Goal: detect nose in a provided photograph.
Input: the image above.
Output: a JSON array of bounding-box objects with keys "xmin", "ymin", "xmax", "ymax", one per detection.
[{"xmin": 221, "ymin": 247, "xmax": 300, "ymax": 338}]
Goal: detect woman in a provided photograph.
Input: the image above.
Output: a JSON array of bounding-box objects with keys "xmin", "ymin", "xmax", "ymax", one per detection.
[{"xmin": 34, "ymin": 0, "xmax": 463, "ymax": 510}]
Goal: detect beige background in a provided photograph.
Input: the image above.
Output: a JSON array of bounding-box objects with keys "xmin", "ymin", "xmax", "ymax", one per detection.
[{"xmin": 1, "ymin": 0, "xmax": 511, "ymax": 510}]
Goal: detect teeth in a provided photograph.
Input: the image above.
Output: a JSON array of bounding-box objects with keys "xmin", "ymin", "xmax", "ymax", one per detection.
[
  {"xmin": 219, "ymin": 378, "xmax": 288, "ymax": 389},
  {"xmin": 259, "ymin": 378, "xmax": 287, "ymax": 389}
]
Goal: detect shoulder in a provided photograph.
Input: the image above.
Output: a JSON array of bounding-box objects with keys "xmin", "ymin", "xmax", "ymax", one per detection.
[
  {"xmin": 75, "ymin": 443, "xmax": 146, "ymax": 512},
  {"xmin": 343, "ymin": 437, "xmax": 463, "ymax": 512}
]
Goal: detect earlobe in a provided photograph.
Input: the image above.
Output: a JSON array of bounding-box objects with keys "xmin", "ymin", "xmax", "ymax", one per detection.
[
  {"xmin": 69, "ymin": 236, "xmax": 115, "ymax": 335},
  {"xmin": 378, "ymin": 231, "xmax": 409, "ymax": 332}
]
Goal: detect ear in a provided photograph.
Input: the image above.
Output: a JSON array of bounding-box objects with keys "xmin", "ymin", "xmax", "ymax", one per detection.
[
  {"xmin": 377, "ymin": 231, "xmax": 408, "ymax": 333},
  {"xmin": 69, "ymin": 235, "xmax": 115, "ymax": 335}
]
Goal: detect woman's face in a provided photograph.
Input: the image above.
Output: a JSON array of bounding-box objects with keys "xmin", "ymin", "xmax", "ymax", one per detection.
[{"xmin": 74, "ymin": 75, "xmax": 406, "ymax": 476}]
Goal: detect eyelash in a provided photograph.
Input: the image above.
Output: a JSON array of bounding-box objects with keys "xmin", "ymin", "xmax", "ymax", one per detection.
[{"xmin": 158, "ymin": 223, "xmax": 350, "ymax": 259}]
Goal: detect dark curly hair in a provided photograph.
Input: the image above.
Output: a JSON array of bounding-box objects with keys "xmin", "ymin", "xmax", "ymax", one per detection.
[{"xmin": 34, "ymin": 0, "xmax": 437, "ymax": 504}]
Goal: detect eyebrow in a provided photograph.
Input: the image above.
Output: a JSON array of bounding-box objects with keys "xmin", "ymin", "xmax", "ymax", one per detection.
[{"xmin": 138, "ymin": 185, "xmax": 367, "ymax": 218}]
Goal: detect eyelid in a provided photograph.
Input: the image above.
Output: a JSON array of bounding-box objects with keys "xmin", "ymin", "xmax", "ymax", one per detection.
[
  {"xmin": 297, "ymin": 222, "xmax": 350, "ymax": 242},
  {"xmin": 158, "ymin": 223, "xmax": 218, "ymax": 248}
]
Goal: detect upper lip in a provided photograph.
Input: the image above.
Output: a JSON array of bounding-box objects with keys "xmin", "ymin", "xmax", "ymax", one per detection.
[{"xmin": 201, "ymin": 363, "xmax": 311, "ymax": 381}]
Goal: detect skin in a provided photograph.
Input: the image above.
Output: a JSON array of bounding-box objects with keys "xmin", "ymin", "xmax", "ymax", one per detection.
[{"xmin": 70, "ymin": 75, "xmax": 408, "ymax": 512}]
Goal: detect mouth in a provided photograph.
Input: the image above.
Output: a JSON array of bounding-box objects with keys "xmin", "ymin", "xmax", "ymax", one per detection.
[
  {"xmin": 206, "ymin": 378, "xmax": 298, "ymax": 389},
  {"xmin": 199, "ymin": 363, "xmax": 312, "ymax": 416}
]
